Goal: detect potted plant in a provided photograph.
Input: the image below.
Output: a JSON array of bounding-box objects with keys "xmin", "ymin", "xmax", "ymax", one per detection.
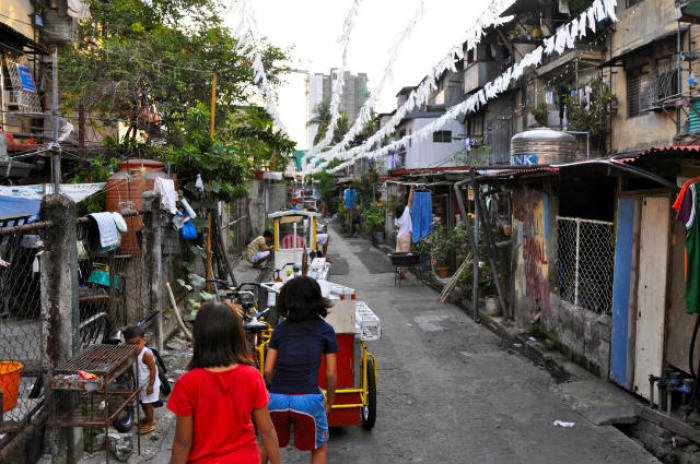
[
  {"xmin": 361, "ymin": 201, "xmax": 386, "ymax": 243},
  {"xmin": 412, "ymin": 237, "xmax": 431, "ymax": 271},
  {"xmin": 429, "ymin": 223, "xmax": 452, "ymax": 278}
]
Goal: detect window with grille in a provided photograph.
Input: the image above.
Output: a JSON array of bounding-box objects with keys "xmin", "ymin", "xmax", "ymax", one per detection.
[
  {"xmin": 433, "ymin": 130, "xmax": 452, "ymax": 143},
  {"xmin": 627, "ymin": 71, "xmax": 651, "ymax": 118},
  {"xmin": 627, "ymin": 64, "xmax": 678, "ymax": 117}
]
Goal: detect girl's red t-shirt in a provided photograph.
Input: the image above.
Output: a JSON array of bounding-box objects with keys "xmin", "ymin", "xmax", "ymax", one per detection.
[{"xmin": 167, "ymin": 365, "xmax": 269, "ymax": 464}]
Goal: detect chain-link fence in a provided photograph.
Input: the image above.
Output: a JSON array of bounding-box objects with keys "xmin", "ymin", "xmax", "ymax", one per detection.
[
  {"xmin": 557, "ymin": 216, "xmax": 615, "ymax": 314},
  {"xmin": 77, "ymin": 211, "xmax": 163, "ymax": 349},
  {"xmin": 0, "ymin": 219, "xmax": 47, "ymax": 439}
]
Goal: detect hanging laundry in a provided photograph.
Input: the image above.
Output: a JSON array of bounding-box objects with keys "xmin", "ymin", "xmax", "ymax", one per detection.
[
  {"xmin": 672, "ymin": 176, "xmax": 700, "ymax": 216},
  {"xmin": 88, "ymin": 212, "xmax": 121, "ymax": 250},
  {"xmin": 585, "ymin": 85, "xmax": 592, "ymax": 110},
  {"xmin": 673, "ymin": 178, "xmax": 700, "ymax": 313},
  {"xmin": 154, "ymin": 177, "xmax": 178, "ymax": 215},
  {"xmin": 110, "ymin": 212, "xmax": 128, "ymax": 233},
  {"xmin": 195, "ymin": 174, "xmax": 204, "ymax": 192},
  {"xmin": 344, "ymin": 189, "xmax": 358, "ymax": 210},
  {"xmin": 410, "ymin": 190, "xmax": 433, "ymax": 243}
]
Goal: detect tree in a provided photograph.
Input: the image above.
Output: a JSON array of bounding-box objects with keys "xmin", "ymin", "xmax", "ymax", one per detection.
[
  {"xmin": 307, "ymin": 98, "xmax": 349, "ymax": 146},
  {"xmin": 165, "ymin": 104, "xmax": 251, "ymax": 205},
  {"xmin": 59, "ymin": 0, "xmax": 291, "ymax": 154}
]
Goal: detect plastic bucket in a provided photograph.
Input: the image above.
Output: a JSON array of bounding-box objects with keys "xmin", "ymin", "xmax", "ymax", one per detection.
[{"xmin": 0, "ymin": 361, "xmax": 23, "ymax": 411}]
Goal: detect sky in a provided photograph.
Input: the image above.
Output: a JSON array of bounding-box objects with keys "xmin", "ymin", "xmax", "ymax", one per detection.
[{"xmin": 236, "ymin": 0, "xmax": 491, "ymax": 150}]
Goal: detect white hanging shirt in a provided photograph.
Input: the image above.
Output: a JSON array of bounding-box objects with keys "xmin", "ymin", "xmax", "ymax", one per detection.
[{"xmin": 394, "ymin": 205, "xmax": 412, "ymax": 238}]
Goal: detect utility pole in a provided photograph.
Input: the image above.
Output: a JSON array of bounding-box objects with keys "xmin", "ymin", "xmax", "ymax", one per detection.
[
  {"xmin": 51, "ymin": 49, "xmax": 60, "ymax": 193},
  {"xmin": 205, "ymin": 72, "xmax": 217, "ymax": 291}
]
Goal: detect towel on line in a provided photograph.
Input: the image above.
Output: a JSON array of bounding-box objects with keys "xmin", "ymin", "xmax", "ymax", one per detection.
[
  {"xmin": 88, "ymin": 212, "xmax": 121, "ymax": 249},
  {"xmin": 410, "ymin": 191, "xmax": 432, "ymax": 243},
  {"xmin": 154, "ymin": 177, "xmax": 178, "ymax": 215}
]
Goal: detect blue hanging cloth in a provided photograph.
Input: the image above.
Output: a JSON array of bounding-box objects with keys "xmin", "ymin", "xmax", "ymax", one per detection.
[
  {"xmin": 410, "ymin": 191, "xmax": 432, "ymax": 243},
  {"xmin": 344, "ymin": 189, "xmax": 358, "ymax": 209}
]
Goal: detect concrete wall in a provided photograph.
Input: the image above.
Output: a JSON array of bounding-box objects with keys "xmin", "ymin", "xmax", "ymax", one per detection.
[
  {"xmin": 247, "ymin": 180, "xmax": 267, "ymax": 239},
  {"xmin": 608, "ymin": 0, "xmax": 685, "ymax": 153},
  {"xmin": 404, "ymin": 118, "xmax": 464, "ymax": 169},
  {"xmin": 512, "ymin": 188, "xmax": 554, "ymax": 324},
  {"xmin": 246, "ymin": 180, "xmax": 287, "ymax": 240},
  {"xmin": 511, "ymin": 185, "xmax": 611, "ymax": 376},
  {"xmin": 609, "ymin": 66, "xmax": 678, "ymax": 153},
  {"xmin": 610, "ymin": 0, "xmax": 678, "ymax": 60},
  {"xmin": 0, "ymin": 0, "xmax": 34, "ymax": 40}
]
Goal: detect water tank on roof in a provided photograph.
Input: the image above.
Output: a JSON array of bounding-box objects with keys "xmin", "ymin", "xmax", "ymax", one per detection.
[{"xmin": 510, "ymin": 127, "xmax": 576, "ymax": 166}]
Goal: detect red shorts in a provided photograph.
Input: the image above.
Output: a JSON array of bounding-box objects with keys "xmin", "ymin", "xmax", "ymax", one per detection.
[{"xmin": 268, "ymin": 393, "xmax": 328, "ymax": 451}]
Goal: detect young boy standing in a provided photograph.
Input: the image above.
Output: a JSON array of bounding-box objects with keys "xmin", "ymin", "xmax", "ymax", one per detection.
[{"xmin": 123, "ymin": 326, "xmax": 161, "ymax": 435}]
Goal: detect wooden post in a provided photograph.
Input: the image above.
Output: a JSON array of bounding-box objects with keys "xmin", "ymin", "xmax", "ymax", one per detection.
[
  {"xmin": 79, "ymin": 104, "xmax": 86, "ymax": 167},
  {"xmin": 206, "ymin": 73, "xmax": 217, "ymax": 291}
]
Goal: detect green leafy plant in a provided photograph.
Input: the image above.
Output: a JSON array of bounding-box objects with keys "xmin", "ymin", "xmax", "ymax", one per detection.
[
  {"xmin": 562, "ymin": 78, "xmax": 617, "ymax": 153},
  {"xmin": 337, "ymin": 202, "xmax": 347, "ymax": 228},
  {"xmin": 351, "ymin": 165, "xmax": 379, "ymax": 207},
  {"xmin": 361, "ymin": 201, "xmax": 386, "ymax": 237},
  {"xmin": 310, "ymin": 171, "xmax": 340, "ymax": 213},
  {"xmin": 428, "ymin": 222, "xmax": 453, "ymax": 267},
  {"xmin": 530, "ymin": 103, "xmax": 549, "ymax": 127}
]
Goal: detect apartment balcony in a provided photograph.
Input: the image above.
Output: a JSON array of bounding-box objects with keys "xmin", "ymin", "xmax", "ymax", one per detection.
[{"xmin": 464, "ymin": 61, "xmax": 501, "ymax": 95}]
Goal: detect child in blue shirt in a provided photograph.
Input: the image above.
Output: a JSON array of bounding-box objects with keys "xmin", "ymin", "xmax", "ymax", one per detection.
[{"xmin": 261, "ymin": 276, "xmax": 338, "ymax": 464}]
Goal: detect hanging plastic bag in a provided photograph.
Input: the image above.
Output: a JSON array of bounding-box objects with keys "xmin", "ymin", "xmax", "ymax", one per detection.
[{"xmin": 180, "ymin": 213, "xmax": 198, "ymax": 240}]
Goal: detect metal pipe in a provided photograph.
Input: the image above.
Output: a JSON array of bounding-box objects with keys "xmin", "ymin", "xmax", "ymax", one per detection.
[
  {"xmin": 677, "ymin": 18, "xmax": 682, "ymax": 135},
  {"xmin": 475, "ymin": 183, "xmax": 509, "ymax": 319},
  {"xmin": 0, "ymin": 219, "xmax": 53, "ymax": 235},
  {"xmin": 472, "ymin": 178, "xmax": 481, "ymax": 324},
  {"xmin": 454, "ymin": 176, "xmax": 480, "ymax": 323}
]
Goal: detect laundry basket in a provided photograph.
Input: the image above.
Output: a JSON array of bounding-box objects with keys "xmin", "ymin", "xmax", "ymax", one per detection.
[{"xmin": 0, "ymin": 361, "xmax": 23, "ymax": 411}]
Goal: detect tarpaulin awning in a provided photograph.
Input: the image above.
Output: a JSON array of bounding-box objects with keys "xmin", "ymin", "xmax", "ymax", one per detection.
[{"xmin": 0, "ymin": 183, "xmax": 106, "ymax": 221}]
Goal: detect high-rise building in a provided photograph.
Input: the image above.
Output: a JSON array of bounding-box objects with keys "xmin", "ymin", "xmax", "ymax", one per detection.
[{"xmin": 306, "ymin": 69, "xmax": 368, "ymax": 149}]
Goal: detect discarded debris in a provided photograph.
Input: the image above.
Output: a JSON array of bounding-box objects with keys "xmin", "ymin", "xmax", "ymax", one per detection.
[{"xmin": 553, "ymin": 420, "xmax": 575, "ymax": 428}]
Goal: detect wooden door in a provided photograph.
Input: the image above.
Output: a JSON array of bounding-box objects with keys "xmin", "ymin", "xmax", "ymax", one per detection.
[{"xmin": 633, "ymin": 196, "xmax": 670, "ymax": 400}]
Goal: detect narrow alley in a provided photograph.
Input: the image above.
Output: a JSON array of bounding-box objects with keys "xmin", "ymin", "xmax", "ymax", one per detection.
[{"xmin": 145, "ymin": 225, "xmax": 659, "ymax": 464}]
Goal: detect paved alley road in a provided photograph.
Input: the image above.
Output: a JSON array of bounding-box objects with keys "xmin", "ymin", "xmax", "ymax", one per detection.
[{"xmin": 154, "ymin": 226, "xmax": 659, "ymax": 464}]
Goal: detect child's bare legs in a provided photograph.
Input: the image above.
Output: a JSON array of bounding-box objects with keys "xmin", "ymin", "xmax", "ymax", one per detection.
[
  {"xmin": 311, "ymin": 444, "xmax": 327, "ymax": 464},
  {"xmin": 141, "ymin": 403, "xmax": 155, "ymax": 426}
]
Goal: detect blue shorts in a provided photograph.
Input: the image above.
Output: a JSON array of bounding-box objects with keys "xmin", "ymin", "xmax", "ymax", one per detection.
[{"xmin": 268, "ymin": 393, "xmax": 329, "ymax": 451}]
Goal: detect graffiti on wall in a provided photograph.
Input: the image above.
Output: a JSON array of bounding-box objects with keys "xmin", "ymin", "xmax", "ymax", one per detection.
[{"xmin": 514, "ymin": 191, "xmax": 550, "ymax": 314}]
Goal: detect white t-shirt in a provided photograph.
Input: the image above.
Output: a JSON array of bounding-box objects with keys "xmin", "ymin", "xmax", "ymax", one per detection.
[{"xmin": 394, "ymin": 206, "xmax": 412, "ymax": 237}]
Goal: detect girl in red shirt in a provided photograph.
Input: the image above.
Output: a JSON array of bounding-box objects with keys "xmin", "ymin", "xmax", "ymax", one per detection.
[{"xmin": 167, "ymin": 303, "xmax": 280, "ymax": 464}]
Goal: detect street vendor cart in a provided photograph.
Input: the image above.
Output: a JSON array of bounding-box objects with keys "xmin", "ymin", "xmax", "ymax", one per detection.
[
  {"xmin": 321, "ymin": 288, "xmax": 380, "ymax": 430},
  {"xmin": 268, "ymin": 210, "xmax": 321, "ymax": 272},
  {"xmin": 260, "ymin": 280, "xmax": 380, "ymax": 430}
]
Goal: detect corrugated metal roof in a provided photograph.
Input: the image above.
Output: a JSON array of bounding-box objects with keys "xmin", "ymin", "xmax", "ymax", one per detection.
[{"xmin": 641, "ymin": 144, "xmax": 700, "ymax": 155}]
